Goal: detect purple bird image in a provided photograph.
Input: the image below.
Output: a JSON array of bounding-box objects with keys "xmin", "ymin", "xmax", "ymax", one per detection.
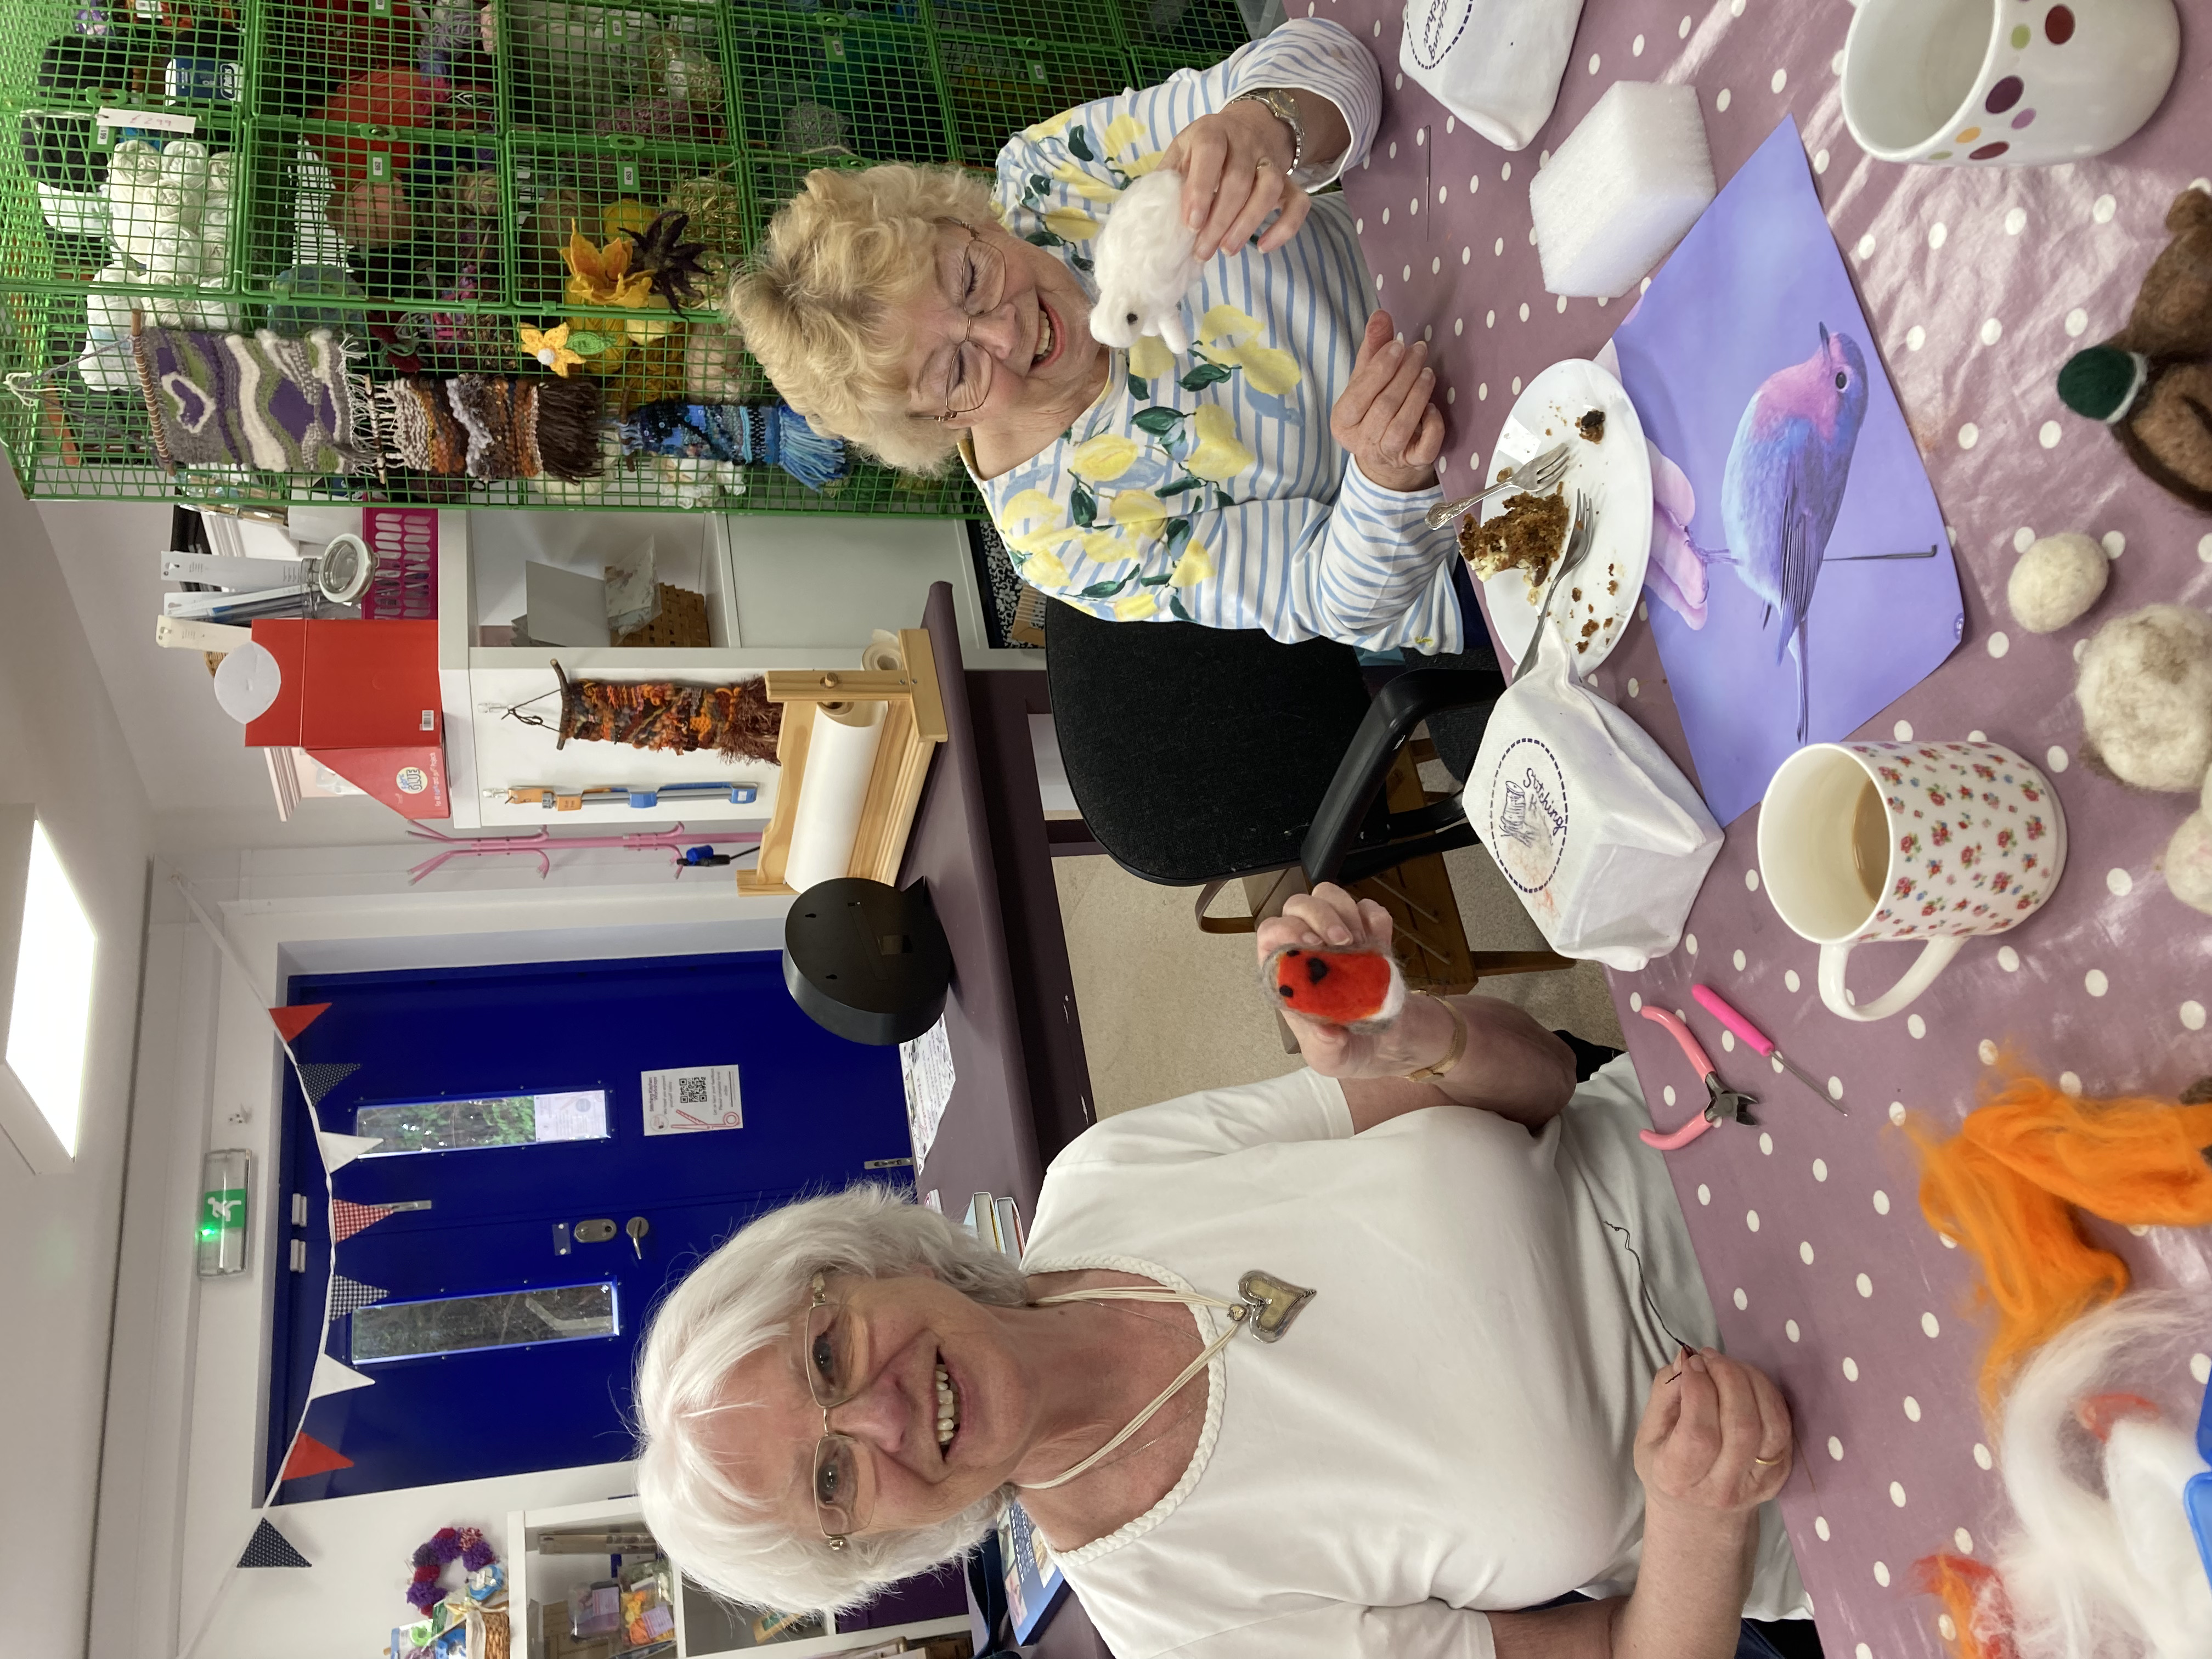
[{"xmin": 1720, "ymin": 323, "xmax": 1869, "ymax": 743}]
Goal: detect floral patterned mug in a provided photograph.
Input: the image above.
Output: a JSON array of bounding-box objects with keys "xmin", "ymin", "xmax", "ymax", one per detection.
[{"xmin": 1757, "ymin": 741, "xmax": 2068, "ymax": 1022}]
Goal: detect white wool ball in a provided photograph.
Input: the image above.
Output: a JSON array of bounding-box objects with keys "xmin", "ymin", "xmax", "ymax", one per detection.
[
  {"xmin": 2166, "ymin": 808, "xmax": 2212, "ymax": 915},
  {"xmin": 2007, "ymin": 533, "xmax": 2108, "ymax": 633},
  {"xmin": 2077, "ymin": 605, "xmax": 2212, "ymax": 792}
]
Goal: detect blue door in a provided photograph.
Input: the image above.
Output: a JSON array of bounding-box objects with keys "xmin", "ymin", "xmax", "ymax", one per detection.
[{"xmin": 269, "ymin": 951, "xmax": 911, "ymax": 1500}]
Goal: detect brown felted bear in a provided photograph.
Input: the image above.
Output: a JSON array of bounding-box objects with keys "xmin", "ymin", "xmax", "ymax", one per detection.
[{"xmin": 2057, "ymin": 187, "xmax": 2212, "ymax": 512}]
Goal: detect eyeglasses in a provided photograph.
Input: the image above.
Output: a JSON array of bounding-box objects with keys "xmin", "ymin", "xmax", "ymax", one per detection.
[
  {"xmin": 933, "ymin": 221, "xmax": 1005, "ymax": 423},
  {"xmin": 801, "ymin": 1272, "xmax": 864, "ymax": 1549}
]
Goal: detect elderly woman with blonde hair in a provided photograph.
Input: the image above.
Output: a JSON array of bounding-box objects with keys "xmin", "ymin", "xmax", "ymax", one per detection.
[
  {"xmin": 723, "ymin": 19, "xmax": 1486, "ymax": 654},
  {"xmin": 634, "ymin": 885, "xmax": 1815, "ymax": 1659}
]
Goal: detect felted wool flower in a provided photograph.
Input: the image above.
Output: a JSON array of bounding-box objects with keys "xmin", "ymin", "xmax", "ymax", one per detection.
[
  {"xmin": 562, "ymin": 226, "xmax": 654, "ymax": 311},
  {"xmin": 520, "ymin": 322, "xmax": 585, "ymax": 377}
]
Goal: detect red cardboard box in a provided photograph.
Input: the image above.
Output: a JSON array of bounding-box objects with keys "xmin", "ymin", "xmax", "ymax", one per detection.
[{"xmin": 243, "ymin": 620, "xmax": 448, "ymax": 819}]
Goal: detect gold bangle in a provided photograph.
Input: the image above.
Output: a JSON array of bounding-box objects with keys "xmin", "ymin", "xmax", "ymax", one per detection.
[{"xmin": 1402, "ymin": 993, "xmax": 1466, "ymax": 1083}]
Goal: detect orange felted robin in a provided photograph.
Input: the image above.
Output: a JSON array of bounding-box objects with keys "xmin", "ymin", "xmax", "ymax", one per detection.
[{"xmin": 1264, "ymin": 947, "xmax": 1407, "ymax": 1029}]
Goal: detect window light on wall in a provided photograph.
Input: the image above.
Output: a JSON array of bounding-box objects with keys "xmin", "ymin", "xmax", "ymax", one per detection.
[{"xmin": 0, "ymin": 808, "xmax": 97, "ymax": 1171}]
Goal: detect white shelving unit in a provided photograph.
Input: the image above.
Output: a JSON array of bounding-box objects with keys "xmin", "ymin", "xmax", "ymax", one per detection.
[
  {"xmin": 386, "ymin": 506, "xmax": 1035, "ymax": 830},
  {"xmin": 506, "ymin": 1495, "xmax": 969, "ymax": 1659}
]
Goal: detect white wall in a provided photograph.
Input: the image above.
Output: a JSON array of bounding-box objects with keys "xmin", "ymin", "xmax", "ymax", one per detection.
[
  {"xmin": 95, "ymin": 842, "xmax": 794, "ymax": 1659},
  {"xmin": 0, "ymin": 476, "xmax": 156, "ymax": 1655}
]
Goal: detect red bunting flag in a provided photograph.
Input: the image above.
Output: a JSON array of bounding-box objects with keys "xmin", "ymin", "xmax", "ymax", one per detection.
[
  {"xmin": 330, "ymin": 1200, "xmax": 395, "ymax": 1243},
  {"xmin": 280, "ymin": 1432, "xmax": 354, "ymax": 1481},
  {"xmin": 268, "ymin": 1003, "xmax": 331, "ymax": 1043}
]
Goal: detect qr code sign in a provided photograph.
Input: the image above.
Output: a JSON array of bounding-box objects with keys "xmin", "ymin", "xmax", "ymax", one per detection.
[{"xmin": 641, "ymin": 1065, "xmax": 743, "ymax": 1135}]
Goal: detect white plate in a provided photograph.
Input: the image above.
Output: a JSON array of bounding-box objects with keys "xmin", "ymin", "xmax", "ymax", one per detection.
[{"xmin": 1475, "ymin": 358, "xmax": 1654, "ymax": 678}]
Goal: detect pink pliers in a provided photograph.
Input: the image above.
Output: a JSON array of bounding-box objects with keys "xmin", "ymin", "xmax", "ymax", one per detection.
[{"xmin": 1637, "ymin": 1005, "xmax": 1760, "ymax": 1151}]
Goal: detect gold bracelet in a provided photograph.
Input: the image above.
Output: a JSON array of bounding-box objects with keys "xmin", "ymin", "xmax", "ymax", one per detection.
[{"xmin": 1402, "ymin": 992, "xmax": 1466, "ymax": 1083}]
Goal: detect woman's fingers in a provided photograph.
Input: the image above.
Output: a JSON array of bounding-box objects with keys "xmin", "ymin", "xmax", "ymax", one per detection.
[
  {"xmin": 1195, "ymin": 162, "xmax": 1258, "ymax": 261},
  {"xmin": 1172, "ymin": 129, "xmax": 1227, "ymax": 230},
  {"xmin": 1221, "ymin": 162, "xmax": 1290, "ymax": 256},
  {"xmin": 1277, "ymin": 885, "xmax": 1367, "ymax": 946},
  {"xmin": 1255, "ymin": 184, "xmax": 1312, "ymax": 253}
]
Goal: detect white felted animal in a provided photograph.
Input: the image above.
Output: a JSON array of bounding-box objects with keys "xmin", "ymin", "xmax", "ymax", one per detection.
[
  {"xmin": 1989, "ymin": 1291, "xmax": 2212, "ymax": 1659},
  {"xmin": 2076, "ymin": 603, "xmax": 2212, "ymax": 791},
  {"xmin": 1090, "ymin": 168, "xmax": 1199, "ymax": 356},
  {"xmin": 2007, "ymin": 532, "xmax": 2109, "ymax": 634}
]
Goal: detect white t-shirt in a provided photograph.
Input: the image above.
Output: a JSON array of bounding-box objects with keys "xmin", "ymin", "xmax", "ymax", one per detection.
[{"xmin": 1021, "ymin": 1057, "xmax": 1808, "ymax": 1659}]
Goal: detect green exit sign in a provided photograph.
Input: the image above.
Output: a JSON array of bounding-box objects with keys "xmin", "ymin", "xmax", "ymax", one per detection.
[{"xmin": 198, "ymin": 1149, "xmax": 249, "ymax": 1277}]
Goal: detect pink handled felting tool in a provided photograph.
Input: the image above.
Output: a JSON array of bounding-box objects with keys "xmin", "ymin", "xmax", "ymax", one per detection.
[
  {"xmin": 1636, "ymin": 1005, "xmax": 1758, "ymax": 1152},
  {"xmin": 1691, "ymin": 984, "xmax": 1845, "ymax": 1115}
]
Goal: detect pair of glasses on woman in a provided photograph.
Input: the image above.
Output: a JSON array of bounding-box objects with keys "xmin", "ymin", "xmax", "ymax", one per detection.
[
  {"xmin": 802, "ymin": 1271, "xmax": 865, "ymax": 1549},
  {"xmin": 934, "ymin": 221, "xmax": 1005, "ymax": 423}
]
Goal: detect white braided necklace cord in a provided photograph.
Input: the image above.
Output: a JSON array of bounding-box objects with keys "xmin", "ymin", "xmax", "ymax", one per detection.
[{"xmin": 1016, "ymin": 1274, "xmax": 1314, "ymax": 1493}]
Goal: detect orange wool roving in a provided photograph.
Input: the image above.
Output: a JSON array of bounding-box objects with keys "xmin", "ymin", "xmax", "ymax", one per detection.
[
  {"xmin": 1905, "ymin": 1072, "xmax": 2212, "ymax": 1412},
  {"xmin": 1962, "ymin": 1075, "xmax": 2212, "ymax": 1226}
]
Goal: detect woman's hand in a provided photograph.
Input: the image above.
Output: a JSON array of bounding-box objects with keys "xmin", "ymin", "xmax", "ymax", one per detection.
[
  {"xmin": 1333, "ymin": 311, "xmax": 1446, "ymax": 494},
  {"xmin": 1160, "ymin": 100, "xmax": 1313, "ymax": 261},
  {"xmin": 1254, "ymin": 884, "xmax": 1451, "ymax": 1079},
  {"xmin": 1635, "ymin": 1347, "xmax": 1794, "ymax": 1520}
]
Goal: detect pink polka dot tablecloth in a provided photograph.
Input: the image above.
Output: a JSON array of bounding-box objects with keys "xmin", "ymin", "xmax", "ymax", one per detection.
[{"xmin": 1325, "ymin": 1, "xmax": 2212, "ymax": 1655}]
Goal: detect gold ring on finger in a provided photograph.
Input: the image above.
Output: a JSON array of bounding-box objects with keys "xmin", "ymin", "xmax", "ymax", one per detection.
[{"xmin": 1752, "ymin": 1454, "xmax": 1782, "ymax": 1466}]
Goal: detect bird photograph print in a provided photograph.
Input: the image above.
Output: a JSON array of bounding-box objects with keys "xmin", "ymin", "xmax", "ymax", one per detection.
[{"xmin": 1612, "ymin": 117, "xmax": 1963, "ymax": 825}]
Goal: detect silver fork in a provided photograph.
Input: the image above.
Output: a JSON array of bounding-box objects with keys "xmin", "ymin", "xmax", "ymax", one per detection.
[
  {"xmin": 1423, "ymin": 441, "xmax": 1573, "ymax": 531},
  {"xmin": 1513, "ymin": 490, "xmax": 1600, "ymax": 681}
]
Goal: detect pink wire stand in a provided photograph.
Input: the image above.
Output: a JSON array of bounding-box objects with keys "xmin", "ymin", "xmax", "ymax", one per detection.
[
  {"xmin": 404, "ymin": 823, "xmax": 763, "ymax": 883},
  {"xmin": 359, "ymin": 506, "xmax": 438, "ymax": 620}
]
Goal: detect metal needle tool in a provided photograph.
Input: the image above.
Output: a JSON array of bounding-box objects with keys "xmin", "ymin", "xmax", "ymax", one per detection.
[{"xmin": 1692, "ymin": 985, "xmax": 1845, "ymax": 1114}]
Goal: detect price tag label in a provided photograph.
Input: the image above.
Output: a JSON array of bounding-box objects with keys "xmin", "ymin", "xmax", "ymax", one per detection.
[
  {"xmin": 370, "ymin": 0, "xmax": 392, "ymax": 14},
  {"xmin": 368, "ymin": 151, "xmax": 391, "ymax": 184},
  {"xmin": 619, "ymin": 160, "xmax": 640, "ymax": 193},
  {"xmin": 95, "ymin": 105, "xmax": 198, "ymax": 136}
]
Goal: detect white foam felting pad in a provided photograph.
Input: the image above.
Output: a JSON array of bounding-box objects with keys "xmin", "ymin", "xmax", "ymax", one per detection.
[{"xmin": 1529, "ymin": 81, "xmax": 1716, "ymax": 300}]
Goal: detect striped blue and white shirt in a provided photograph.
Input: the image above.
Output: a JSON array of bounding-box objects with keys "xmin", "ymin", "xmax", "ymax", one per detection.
[{"xmin": 974, "ymin": 19, "xmax": 1464, "ymax": 652}]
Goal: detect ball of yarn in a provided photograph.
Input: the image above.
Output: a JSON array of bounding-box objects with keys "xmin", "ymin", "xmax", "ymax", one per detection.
[
  {"xmin": 329, "ymin": 180, "xmax": 414, "ymax": 247},
  {"xmin": 2007, "ymin": 533, "xmax": 2108, "ymax": 633},
  {"xmin": 2076, "ymin": 604, "xmax": 2212, "ymax": 792},
  {"xmin": 2165, "ymin": 806, "xmax": 2212, "ymax": 915},
  {"xmin": 2056, "ymin": 345, "xmax": 2148, "ymax": 423}
]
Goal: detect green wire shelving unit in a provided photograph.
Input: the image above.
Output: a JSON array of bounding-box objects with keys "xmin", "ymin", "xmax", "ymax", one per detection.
[{"xmin": 0, "ymin": 0, "xmax": 1242, "ymax": 514}]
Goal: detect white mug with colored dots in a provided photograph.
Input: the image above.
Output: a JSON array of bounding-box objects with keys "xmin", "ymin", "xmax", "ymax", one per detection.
[
  {"xmin": 1841, "ymin": 0, "xmax": 2179, "ymax": 167},
  {"xmin": 1757, "ymin": 741, "xmax": 2068, "ymax": 1022}
]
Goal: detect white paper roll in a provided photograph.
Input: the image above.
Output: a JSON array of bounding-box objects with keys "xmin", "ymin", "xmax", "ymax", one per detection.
[
  {"xmin": 861, "ymin": 629, "xmax": 905, "ymax": 673},
  {"xmin": 784, "ymin": 701, "xmax": 886, "ymax": 891}
]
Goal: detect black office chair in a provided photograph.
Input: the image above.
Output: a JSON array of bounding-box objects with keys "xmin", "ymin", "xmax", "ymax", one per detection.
[{"xmin": 1044, "ymin": 601, "xmax": 1567, "ymax": 976}]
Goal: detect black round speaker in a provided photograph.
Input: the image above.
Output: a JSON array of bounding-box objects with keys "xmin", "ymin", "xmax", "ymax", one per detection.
[{"xmin": 783, "ymin": 877, "xmax": 952, "ymax": 1046}]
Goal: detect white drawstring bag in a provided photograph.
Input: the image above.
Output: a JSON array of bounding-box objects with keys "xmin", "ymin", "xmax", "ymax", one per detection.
[
  {"xmin": 1466, "ymin": 637, "xmax": 1721, "ymax": 970},
  {"xmin": 1400, "ymin": 0, "xmax": 1588, "ymax": 153}
]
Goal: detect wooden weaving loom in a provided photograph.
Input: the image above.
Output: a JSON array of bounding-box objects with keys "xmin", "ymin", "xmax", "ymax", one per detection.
[{"xmin": 735, "ymin": 628, "xmax": 949, "ymax": 896}]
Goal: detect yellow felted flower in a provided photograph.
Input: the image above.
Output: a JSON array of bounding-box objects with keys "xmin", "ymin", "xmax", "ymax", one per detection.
[
  {"xmin": 1128, "ymin": 335, "xmax": 1178, "ymax": 379},
  {"xmin": 1102, "ymin": 115, "xmax": 1146, "ymax": 156},
  {"xmin": 1170, "ymin": 542, "xmax": 1215, "ymax": 586},
  {"xmin": 1051, "ymin": 161, "xmax": 1123, "ymax": 204},
  {"xmin": 1112, "ymin": 590, "xmax": 1160, "ymax": 620},
  {"xmin": 1001, "ymin": 488, "xmax": 1063, "ymax": 525},
  {"xmin": 1069, "ymin": 433, "xmax": 1139, "ymax": 482},
  {"xmin": 1043, "ymin": 206, "xmax": 1102, "ymax": 243},
  {"xmin": 1109, "ymin": 489, "xmax": 1168, "ymax": 535},
  {"xmin": 1019, "ymin": 548, "xmax": 1070, "ymax": 586},
  {"xmin": 1186, "ymin": 404, "xmax": 1256, "ymax": 481},
  {"xmin": 520, "ymin": 322, "xmax": 585, "ymax": 377}
]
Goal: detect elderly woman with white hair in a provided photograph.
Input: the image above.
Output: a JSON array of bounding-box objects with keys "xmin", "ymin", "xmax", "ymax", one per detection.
[
  {"xmin": 722, "ymin": 18, "xmax": 1486, "ymax": 654},
  {"xmin": 634, "ymin": 886, "xmax": 1815, "ymax": 1659}
]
